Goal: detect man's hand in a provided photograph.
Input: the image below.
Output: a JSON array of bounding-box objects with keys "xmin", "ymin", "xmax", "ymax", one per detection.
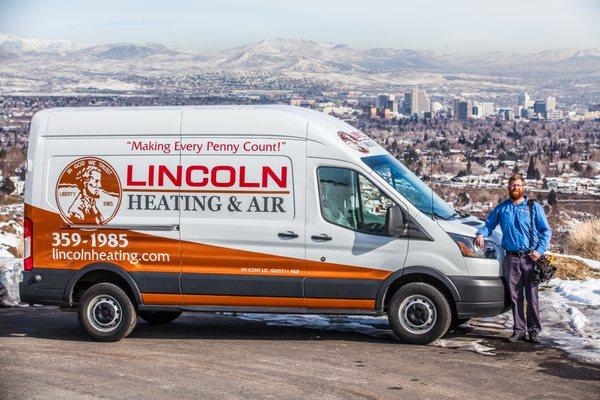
[
  {"xmin": 529, "ymin": 251, "xmax": 540, "ymax": 261},
  {"xmin": 474, "ymin": 234, "xmax": 484, "ymax": 249}
]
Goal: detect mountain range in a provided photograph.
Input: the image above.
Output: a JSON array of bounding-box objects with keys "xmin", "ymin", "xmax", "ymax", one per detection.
[{"xmin": 2, "ymin": 35, "xmax": 598, "ymax": 74}]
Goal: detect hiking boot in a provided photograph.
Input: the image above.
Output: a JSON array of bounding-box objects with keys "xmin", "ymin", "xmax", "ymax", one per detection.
[
  {"xmin": 507, "ymin": 332, "xmax": 526, "ymax": 343},
  {"xmin": 529, "ymin": 331, "xmax": 541, "ymax": 344}
]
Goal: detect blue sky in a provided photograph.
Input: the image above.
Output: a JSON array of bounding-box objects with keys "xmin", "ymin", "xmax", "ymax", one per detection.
[{"xmin": 1, "ymin": 0, "xmax": 598, "ymax": 52}]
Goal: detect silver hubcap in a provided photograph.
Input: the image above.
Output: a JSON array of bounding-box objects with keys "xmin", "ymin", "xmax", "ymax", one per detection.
[
  {"xmin": 399, "ymin": 295, "xmax": 437, "ymax": 334},
  {"xmin": 87, "ymin": 295, "xmax": 122, "ymax": 332}
]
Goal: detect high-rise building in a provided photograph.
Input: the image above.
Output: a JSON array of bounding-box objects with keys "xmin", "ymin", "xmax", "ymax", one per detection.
[
  {"xmin": 546, "ymin": 96, "xmax": 556, "ymax": 112},
  {"xmin": 430, "ymin": 101, "xmax": 443, "ymax": 113},
  {"xmin": 386, "ymin": 99, "xmax": 398, "ymax": 114},
  {"xmin": 377, "ymin": 94, "xmax": 394, "ymax": 109},
  {"xmin": 518, "ymin": 92, "xmax": 531, "ymax": 108},
  {"xmin": 403, "ymin": 88, "xmax": 430, "ymax": 115},
  {"xmin": 473, "ymin": 101, "xmax": 494, "ymax": 118},
  {"xmin": 458, "ymin": 100, "xmax": 473, "ymax": 121},
  {"xmin": 403, "ymin": 91, "xmax": 413, "ymax": 114},
  {"xmin": 452, "ymin": 97, "xmax": 461, "ymax": 119},
  {"xmin": 417, "ymin": 89, "xmax": 431, "ymax": 114},
  {"xmin": 534, "ymin": 100, "xmax": 546, "ymax": 114}
]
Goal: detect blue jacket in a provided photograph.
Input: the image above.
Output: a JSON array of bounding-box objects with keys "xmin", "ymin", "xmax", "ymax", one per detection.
[{"xmin": 476, "ymin": 197, "xmax": 552, "ymax": 254}]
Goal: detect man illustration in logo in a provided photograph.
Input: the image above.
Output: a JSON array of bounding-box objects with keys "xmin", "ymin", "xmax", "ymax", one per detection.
[
  {"xmin": 56, "ymin": 157, "xmax": 122, "ymax": 226},
  {"xmin": 67, "ymin": 165, "xmax": 105, "ymax": 224}
]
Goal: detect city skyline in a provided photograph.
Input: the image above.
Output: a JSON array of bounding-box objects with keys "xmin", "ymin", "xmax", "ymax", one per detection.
[{"xmin": 1, "ymin": 0, "xmax": 599, "ymax": 53}]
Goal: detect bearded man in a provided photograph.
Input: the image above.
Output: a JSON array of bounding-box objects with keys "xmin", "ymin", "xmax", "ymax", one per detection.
[{"xmin": 475, "ymin": 174, "xmax": 552, "ymax": 344}]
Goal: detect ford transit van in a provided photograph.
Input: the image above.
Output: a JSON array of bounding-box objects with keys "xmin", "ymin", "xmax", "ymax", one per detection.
[{"xmin": 20, "ymin": 105, "xmax": 508, "ymax": 343}]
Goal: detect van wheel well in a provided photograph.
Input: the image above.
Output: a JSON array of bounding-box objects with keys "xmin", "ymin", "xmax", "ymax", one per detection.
[
  {"xmin": 383, "ymin": 273, "xmax": 456, "ymax": 317},
  {"xmin": 71, "ymin": 270, "xmax": 137, "ymax": 306}
]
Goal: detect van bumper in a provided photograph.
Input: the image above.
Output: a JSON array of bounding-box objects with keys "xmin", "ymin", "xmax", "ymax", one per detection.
[
  {"xmin": 449, "ymin": 276, "xmax": 509, "ymax": 318},
  {"xmin": 19, "ymin": 269, "xmax": 72, "ymax": 306}
]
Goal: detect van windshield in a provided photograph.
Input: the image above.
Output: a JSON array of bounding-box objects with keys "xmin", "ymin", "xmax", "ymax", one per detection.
[{"xmin": 362, "ymin": 154, "xmax": 456, "ymax": 220}]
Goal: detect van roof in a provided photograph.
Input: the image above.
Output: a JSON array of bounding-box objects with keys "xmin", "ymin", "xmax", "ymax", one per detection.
[{"xmin": 40, "ymin": 105, "xmax": 348, "ymax": 139}]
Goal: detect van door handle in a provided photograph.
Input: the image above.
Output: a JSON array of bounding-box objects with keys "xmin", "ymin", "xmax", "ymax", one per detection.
[
  {"xmin": 311, "ymin": 234, "xmax": 332, "ymax": 241},
  {"xmin": 278, "ymin": 231, "xmax": 299, "ymax": 239}
]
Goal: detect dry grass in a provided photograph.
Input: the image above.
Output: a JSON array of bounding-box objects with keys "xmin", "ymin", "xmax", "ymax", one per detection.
[
  {"xmin": 567, "ymin": 218, "xmax": 600, "ymax": 261},
  {"xmin": 548, "ymin": 254, "xmax": 600, "ymax": 280},
  {"xmin": 0, "ymin": 195, "xmax": 22, "ymax": 206}
]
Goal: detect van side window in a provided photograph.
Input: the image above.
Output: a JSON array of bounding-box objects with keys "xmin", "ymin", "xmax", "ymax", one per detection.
[{"xmin": 317, "ymin": 167, "xmax": 395, "ymax": 235}]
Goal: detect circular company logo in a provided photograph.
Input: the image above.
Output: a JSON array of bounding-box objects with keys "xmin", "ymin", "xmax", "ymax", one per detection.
[
  {"xmin": 55, "ymin": 157, "xmax": 122, "ymax": 225},
  {"xmin": 337, "ymin": 131, "xmax": 369, "ymax": 154}
]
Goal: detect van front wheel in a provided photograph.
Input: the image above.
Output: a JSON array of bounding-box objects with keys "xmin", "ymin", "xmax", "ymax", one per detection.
[
  {"xmin": 78, "ymin": 283, "xmax": 137, "ymax": 342},
  {"xmin": 388, "ymin": 282, "xmax": 452, "ymax": 345}
]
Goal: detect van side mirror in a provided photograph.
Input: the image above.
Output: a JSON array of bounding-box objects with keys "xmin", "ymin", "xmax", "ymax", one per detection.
[{"xmin": 385, "ymin": 205, "xmax": 406, "ymax": 237}]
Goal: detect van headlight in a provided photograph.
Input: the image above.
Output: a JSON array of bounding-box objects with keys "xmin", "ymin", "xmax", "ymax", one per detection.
[{"xmin": 448, "ymin": 233, "xmax": 498, "ymax": 259}]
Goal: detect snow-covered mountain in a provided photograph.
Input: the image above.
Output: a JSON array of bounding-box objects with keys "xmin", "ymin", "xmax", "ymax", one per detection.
[
  {"xmin": 1, "ymin": 35, "xmax": 598, "ymax": 74},
  {"xmin": 0, "ymin": 34, "xmax": 88, "ymax": 58},
  {"xmin": 70, "ymin": 42, "xmax": 186, "ymax": 60},
  {"xmin": 197, "ymin": 38, "xmax": 369, "ymax": 72}
]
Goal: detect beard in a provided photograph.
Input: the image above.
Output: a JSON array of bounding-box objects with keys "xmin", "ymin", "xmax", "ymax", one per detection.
[{"xmin": 509, "ymin": 189, "xmax": 523, "ymax": 201}]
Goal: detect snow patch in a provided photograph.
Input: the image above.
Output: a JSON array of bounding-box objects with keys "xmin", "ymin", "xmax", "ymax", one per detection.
[
  {"xmin": 235, "ymin": 314, "xmax": 393, "ymax": 339},
  {"xmin": 431, "ymin": 338, "xmax": 497, "ymax": 356},
  {"xmin": 553, "ymin": 279, "xmax": 600, "ymax": 305},
  {"xmin": 540, "ymin": 279, "xmax": 600, "ymax": 364},
  {"xmin": 0, "ymin": 257, "xmax": 22, "ymax": 306}
]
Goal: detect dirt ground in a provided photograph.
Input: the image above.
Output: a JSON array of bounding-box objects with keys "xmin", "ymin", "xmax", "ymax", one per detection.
[{"xmin": 0, "ymin": 306, "xmax": 598, "ymax": 400}]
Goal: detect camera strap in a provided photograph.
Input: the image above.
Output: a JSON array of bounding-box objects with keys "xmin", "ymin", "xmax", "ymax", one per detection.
[{"xmin": 527, "ymin": 199, "xmax": 535, "ymax": 252}]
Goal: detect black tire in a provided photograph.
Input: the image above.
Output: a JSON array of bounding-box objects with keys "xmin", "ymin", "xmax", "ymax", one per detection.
[
  {"xmin": 77, "ymin": 283, "xmax": 137, "ymax": 342},
  {"xmin": 388, "ymin": 282, "xmax": 452, "ymax": 345},
  {"xmin": 139, "ymin": 311, "xmax": 182, "ymax": 325}
]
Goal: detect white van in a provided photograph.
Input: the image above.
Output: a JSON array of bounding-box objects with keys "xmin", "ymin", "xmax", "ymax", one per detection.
[{"xmin": 20, "ymin": 105, "xmax": 508, "ymax": 343}]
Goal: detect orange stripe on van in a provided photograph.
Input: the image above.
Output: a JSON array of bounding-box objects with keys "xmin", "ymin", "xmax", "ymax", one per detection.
[
  {"xmin": 306, "ymin": 298, "xmax": 374, "ymax": 310},
  {"xmin": 184, "ymin": 294, "xmax": 306, "ymax": 307},
  {"xmin": 142, "ymin": 293, "xmax": 185, "ymax": 305},
  {"xmin": 26, "ymin": 204, "xmax": 392, "ymax": 281}
]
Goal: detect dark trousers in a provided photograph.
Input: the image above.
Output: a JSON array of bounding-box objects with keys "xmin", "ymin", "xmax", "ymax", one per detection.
[{"xmin": 505, "ymin": 254, "xmax": 541, "ymax": 334}]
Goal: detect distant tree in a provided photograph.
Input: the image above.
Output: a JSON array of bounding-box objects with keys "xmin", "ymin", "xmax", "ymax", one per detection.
[
  {"xmin": 527, "ymin": 156, "xmax": 536, "ymax": 179},
  {"xmin": 548, "ymin": 189, "xmax": 557, "ymax": 206},
  {"xmin": 455, "ymin": 169, "xmax": 467, "ymax": 178},
  {"xmin": 0, "ymin": 177, "xmax": 15, "ymax": 196},
  {"xmin": 459, "ymin": 192, "xmax": 470, "ymax": 205}
]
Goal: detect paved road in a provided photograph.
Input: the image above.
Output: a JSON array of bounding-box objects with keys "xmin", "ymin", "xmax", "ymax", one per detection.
[{"xmin": 0, "ymin": 307, "xmax": 598, "ymax": 400}]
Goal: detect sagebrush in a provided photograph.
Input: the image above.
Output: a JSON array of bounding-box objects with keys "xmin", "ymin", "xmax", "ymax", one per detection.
[{"xmin": 567, "ymin": 218, "xmax": 600, "ymax": 261}]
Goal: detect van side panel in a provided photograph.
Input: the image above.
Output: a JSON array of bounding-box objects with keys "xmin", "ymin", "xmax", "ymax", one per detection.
[
  {"xmin": 22, "ymin": 106, "xmax": 400, "ymax": 312},
  {"xmin": 178, "ymin": 135, "xmax": 307, "ymax": 306},
  {"xmin": 22, "ymin": 109, "xmax": 184, "ymax": 305}
]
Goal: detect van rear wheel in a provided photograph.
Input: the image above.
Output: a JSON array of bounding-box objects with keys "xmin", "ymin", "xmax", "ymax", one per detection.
[
  {"xmin": 139, "ymin": 311, "xmax": 182, "ymax": 325},
  {"xmin": 78, "ymin": 283, "xmax": 137, "ymax": 342},
  {"xmin": 388, "ymin": 282, "xmax": 452, "ymax": 345}
]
